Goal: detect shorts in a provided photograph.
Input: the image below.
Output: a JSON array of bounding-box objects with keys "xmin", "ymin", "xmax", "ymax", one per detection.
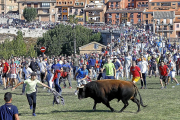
[
  {"xmin": 11, "ymin": 74, "xmax": 17, "ymax": 79},
  {"xmin": 160, "ymin": 76, "xmax": 168, "ymax": 83},
  {"xmin": 77, "ymin": 78, "xmax": 87, "ymax": 87},
  {"xmin": 2, "ymin": 73, "xmax": 7, "ymax": 78},
  {"xmin": 132, "ymin": 77, "xmax": 140, "ymax": 82},
  {"xmin": 105, "ymin": 76, "xmax": 115, "ymax": 79},
  {"xmin": 169, "ymin": 71, "xmax": 175, "ymax": 78},
  {"xmin": 150, "ymin": 65, "xmax": 156, "ymax": 71}
]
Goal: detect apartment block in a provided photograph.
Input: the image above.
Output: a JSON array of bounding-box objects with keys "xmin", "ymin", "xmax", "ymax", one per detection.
[
  {"xmin": 0, "ymin": 0, "xmax": 18, "ymax": 14},
  {"xmin": 18, "ymin": 0, "xmax": 57, "ymax": 22},
  {"xmin": 105, "ymin": 0, "xmax": 148, "ymax": 25},
  {"xmin": 143, "ymin": 0, "xmax": 180, "ymax": 38}
]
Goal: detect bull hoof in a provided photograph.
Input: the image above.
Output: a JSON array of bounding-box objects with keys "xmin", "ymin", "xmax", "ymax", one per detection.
[{"xmin": 111, "ymin": 109, "xmax": 115, "ymax": 112}]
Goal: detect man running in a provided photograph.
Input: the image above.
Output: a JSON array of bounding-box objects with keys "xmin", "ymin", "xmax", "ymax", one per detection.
[
  {"xmin": 12, "ymin": 72, "xmax": 51, "ymax": 116},
  {"xmin": 9, "ymin": 58, "xmax": 18, "ymax": 87},
  {"xmin": 159, "ymin": 61, "xmax": 170, "ymax": 89},
  {"xmin": 1, "ymin": 58, "xmax": 10, "ymax": 90},
  {"xmin": 74, "ymin": 64, "xmax": 88, "ymax": 95},
  {"xmin": 130, "ymin": 61, "xmax": 142, "ymax": 83}
]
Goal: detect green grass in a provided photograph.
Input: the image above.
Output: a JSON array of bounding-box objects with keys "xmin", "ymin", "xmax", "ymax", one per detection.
[{"xmin": 1, "ymin": 76, "xmax": 180, "ymax": 120}]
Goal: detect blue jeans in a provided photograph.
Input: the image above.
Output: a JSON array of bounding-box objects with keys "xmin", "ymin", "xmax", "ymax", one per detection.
[
  {"xmin": 0, "ymin": 75, "xmax": 2, "ymax": 85},
  {"xmin": 105, "ymin": 76, "xmax": 115, "ymax": 79},
  {"xmin": 54, "ymin": 73, "xmax": 61, "ymax": 94},
  {"xmin": 73, "ymin": 66, "xmax": 79, "ymax": 76},
  {"xmin": 17, "ymin": 73, "xmax": 21, "ymax": 83},
  {"xmin": 22, "ymin": 83, "xmax": 26, "ymax": 93},
  {"xmin": 46, "ymin": 72, "xmax": 53, "ymax": 87}
]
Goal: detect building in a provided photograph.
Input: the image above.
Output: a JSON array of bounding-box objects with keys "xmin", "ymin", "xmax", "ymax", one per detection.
[
  {"xmin": 0, "ymin": 0, "xmax": 18, "ymax": 14},
  {"xmin": 143, "ymin": 0, "xmax": 180, "ymax": 38},
  {"xmin": 79, "ymin": 41, "xmax": 105, "ymax": 54},
  {"xmin": 56, "ymin": 0, "xmax": 86, "ymax": 24},
  {"xmin": 18, "ymin": 0, "xmax": 57, "ymax": 22},
  {"xmin": 105, "ymin": 0, "xmax": 148, "ymax": 25}
]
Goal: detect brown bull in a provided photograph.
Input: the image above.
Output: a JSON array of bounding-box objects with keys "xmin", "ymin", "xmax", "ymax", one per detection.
[{"xmin": 78, "ymin": 80, "xmax": 147, "ymax": 112}]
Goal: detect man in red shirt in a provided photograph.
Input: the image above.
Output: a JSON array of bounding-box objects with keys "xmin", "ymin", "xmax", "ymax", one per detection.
[
  {"xmin": 159, "ymin": 61, "xmax": 170, "ymax": 89},
  {"xmin": 130, "ymin": 61, "xmax": 142, "ymax": 83},
  {"xmin": 1, "ymin": 58, "xmax": 10, "ymax": 90}
]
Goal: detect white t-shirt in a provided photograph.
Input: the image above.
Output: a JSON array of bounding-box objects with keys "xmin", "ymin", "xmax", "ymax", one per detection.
[
  {"xmin": 125, "ymin": 56, "xmax": 132, "ymax": 66},
  {"xmin": 23, "ymin": 67, "xmax": 33, "ymax": 79},
  {"xmin": 38, "ymin": 61, "xmax": 46, "ymax": 73},
  {"xmin": 137, "ymin": 60, "xmax": 148, "ymax": 73}
]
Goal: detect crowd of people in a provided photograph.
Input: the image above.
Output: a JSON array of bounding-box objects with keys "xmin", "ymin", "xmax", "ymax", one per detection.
[{"xmin": 0, "ymin": 23, "xmax": 180, "ymax": 118}]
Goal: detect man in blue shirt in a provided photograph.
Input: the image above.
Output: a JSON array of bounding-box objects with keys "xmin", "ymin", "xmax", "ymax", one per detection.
[
  {"xmin": 0, "ymin": 92, "xmax": 19, "ymax": 120},
  {"xmin": 74, "ymin": 64, "xmax": 88, "ymax": 95},
  {"xmin": 60, "ymin": 59, "xmax": 72, "ymax": 88},
  {"xmin": 51, "ymin": 58, "xmax": 62, "ymax": 94}
]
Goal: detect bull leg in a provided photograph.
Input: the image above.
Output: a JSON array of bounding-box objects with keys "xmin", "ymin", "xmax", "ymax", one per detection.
[
  {"xmin": 93, "ymin": 101, "xmax": 97, "ymax": 111},
  {"xmin": 119, "ymin": 100, "xmax": 129, "ymax": 113},
  {"xmin": 102, "ymin": 101, "xmax": 114, "ymax": 112},
  {"xmin": 131, "ymin": 98, "xmax": 140, "ymax": 112}
]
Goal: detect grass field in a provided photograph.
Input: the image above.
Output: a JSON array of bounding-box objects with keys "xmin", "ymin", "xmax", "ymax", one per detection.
[{"xmin": 1, "ymin": 76, "xmax": 180, "ymax": 120}]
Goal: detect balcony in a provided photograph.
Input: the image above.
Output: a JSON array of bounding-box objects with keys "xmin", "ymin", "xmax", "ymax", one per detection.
[
  {"xmin": 137, "ymin": 4, "xmax": 148, "ymax": 8},
  {"xmin": 130, "ymin": 15, "xmax": 133, "ymax": 18},
  {"xmin": 89, "ymin": 19, "xmax": 100, "ymax": 23},
  {"xmin": 156, "ymin": 28, "xmax": 173, "ymax": 32},
  {"xmin": 79, "ymin": 11, "xmax": 83, "ymax": 15},
  {"xmin": 63, "ymin": 17, "xmax": 68, "ymax": 20},
  {"xmin": 116, "ymin": 4, "xmax": 119, "ymax": 8},
  {"xmin": 74, "ymin": 11, "xmax": 78, "ymax": 15},
  {"xmin": 108, "ymin": 15, "xmax": 112, "ymax": 18},
  {"xmin": 89, "ymin": 12, "xmax": 100, "ymax": 17},
  {"xmin": 110, "ymin": 5, "xmax": 114, "ymax": 7}
]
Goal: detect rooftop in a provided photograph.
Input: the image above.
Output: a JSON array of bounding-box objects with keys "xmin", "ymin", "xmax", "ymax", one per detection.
[
  {"xmin": 18, "ymin": 0, "xmax": 56, "ymax": 3},
  {"xmin": 106, "ymin": 8, "xmax": 144, "ymax": 13}
]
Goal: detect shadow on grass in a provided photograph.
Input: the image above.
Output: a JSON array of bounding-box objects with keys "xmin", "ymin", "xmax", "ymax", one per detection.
[{"xmin": 51, "ymin": 110, "xmax": 136, "ymax": 113}]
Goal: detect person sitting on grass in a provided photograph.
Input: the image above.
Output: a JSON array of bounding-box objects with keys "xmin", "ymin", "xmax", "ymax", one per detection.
[
  {"xmin": 0, "ymin": 92, "xmax": 19, "ymax": 120},
  {"xmin": 12, "ymin": 72, "xmax": 51, "ymax": 116}
]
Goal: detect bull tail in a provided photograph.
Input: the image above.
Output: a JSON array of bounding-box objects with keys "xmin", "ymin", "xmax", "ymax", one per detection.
[{"xmin": 133, "ymin": 83, "xmax": 147, "ymax": 107}]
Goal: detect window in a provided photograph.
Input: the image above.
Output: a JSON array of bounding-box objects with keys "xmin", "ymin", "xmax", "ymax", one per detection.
[
  {"xmin": 138, "ymin": 19, "xmax": 141, "ymax": 22},
  {"xmin": 81, "ymin": 2, "xmax": 83, "ymax": 5},
  {"xmin": 132, "ymin": 0, "xmax": 134, "ymax": 1},
  {"xmin": 34, "ymin": 3, "xmax": 38, "ymax": 8},
  {"xmin": 59, "ymin": 2, "xmax": 61, "ymax": 4},
  {"xmin": 138, "ymin": 2, "xmax": 141, "ymax": 5},
  {"xmin": 132, "ymin": 3, "xmax": 134, "ymax": 7},
  {"xmin": 178, "ymin": 2, "xmax": 180, "ymax": 7},
  {"xmin": 128, "ymin": 0, "xmax": 130, "ymax": 2},
  {"xmin": 131, "ymin": 19, "xmax": 134, "ymax": 23},
  {"xmin": 128, "ymin": 3, "xmax": 131, "ymax": 7},
  {"xmin": 172, "ymin": 3, "xmax": 176, "ymax": 5},
  {"xmin": 151, "ymin": 3, "xmax": 154, "ymax": 6},
  {"xmin": 70, "ymin": 1, "xmax": 72, "ymax": 4},
  {"xmin": 75, "ymin": 3, "xmax": 79, "ymax": 6},
  {"xmin": 146, "ymin": 14, "xmax": 148, "ymax": 18},
  {"xmin": 111, "ymin": 2, "xmax": 113, "ymax": 4},
  {"xmin": 42, "ymin": 3, "xmax": 50, "ymax": 7},
  {"xmin": 161, "ymin": 2, "xmax": 171, "ymax": 6},
  {"xmin": 65, "ymin": 2, "xmax": 66, "ymax": 4},
  {"xmin": 177, "ymin": 24, "xmax": 179, "ymax": 28},
  {"xmin": 1, "ymin": 5, "xmax": 4, "ymax": 10},
  {"xmin": 27, "ymin": 3, "xmax": 31, "ymax": 7},
  {"xmin": 52, "ymin": 3, "xmax": 54, "ymax": 6},
  {"xmin": 157, "ymin": 3, "xmax": 160, "ymax": 6}
]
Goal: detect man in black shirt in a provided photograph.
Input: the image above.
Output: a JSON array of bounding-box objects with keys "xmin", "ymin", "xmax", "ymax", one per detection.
[{"xmin": 29, "ymin": 58, "xmax": 39, "ymax": 72}]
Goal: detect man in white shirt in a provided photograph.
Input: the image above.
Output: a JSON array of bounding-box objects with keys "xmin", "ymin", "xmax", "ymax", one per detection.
[
  {"xmin": 124, "ymin": 52, "xmax": 132, "ymax": 80},
  {"xmin": 38, "ymin": 57, "xmax": 47, "ymax": 83},
  {"xmin": 137, "ymin": 55, "xmax": 148, "ymax": 89}
]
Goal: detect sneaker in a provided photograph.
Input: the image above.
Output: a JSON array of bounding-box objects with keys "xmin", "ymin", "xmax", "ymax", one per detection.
[
  {"xmin": 140, "ymin": 86, "xmax": 144, "ymax": 89},
  {"xmin": 30, "ymin": 105, "xmax": 33, "ymax": 110},
  {"xmin": 177, "ymin": 83, "xmax": 179, "ymax": 86},
  {"xmin": 43, "ymin": 87, "xmax": 46, "ymax": 90},
  {"xmin": 69, "ymin": 87, "xmax": 72, "ymax": 89},
  {"xmin": 161, "ymin": 87, "xmax": 164, "ymax": 89},
  {"xmin": 75, "ymin": 90, "xmax": 78, "ymax": 95},
  {"xmin": 164, "ymin": 86, "xmax": 166, "ymax": 88},
  {"xmin": 32, "ymin": 113, "xmax": 36, "ymax": 116},
  {"xmin": 3, "ymin": 88, "xmax": 7, "ymax": 90},
  {"xmin": 62, "ymin": 86, "xmax": 66, "ymax": 88}
]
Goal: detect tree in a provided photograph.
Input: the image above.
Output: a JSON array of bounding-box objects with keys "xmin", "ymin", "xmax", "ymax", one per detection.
[
  {"xmin": 37, "ymin": 24, "xmax": 102, "ymax": 56},
  {"xmin": 68, "ymin": 15, "xmax": 78, "ymax": 24},
  {"xmin": 23, "ymin": 7, "xmax": 37, "ymax": 22}
]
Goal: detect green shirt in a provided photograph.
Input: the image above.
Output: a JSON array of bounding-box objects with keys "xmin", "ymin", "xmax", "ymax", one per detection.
[
  {"xmin": 103, "ymin": 63, "xmax": 115, "ymax": 76},
  {"xmin": 24, "ymin": 79, "xmax": 40, "ymax": 94}
]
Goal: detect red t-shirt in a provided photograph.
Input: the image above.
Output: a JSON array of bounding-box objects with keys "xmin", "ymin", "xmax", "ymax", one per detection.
[
  {"xmin": 1, "ymin": 62, "xmax": 9, "ymax": 73},
  {"xmin": 130, "ymin": 66, "xmax": 141, "ymax": 77},
  {"xmin": 159, "ymin": 65, "xmax": 168, "ymax": 76},
  {"xmin": 95, "ymin": 60, "xmax": 99, "ymax": 68}
]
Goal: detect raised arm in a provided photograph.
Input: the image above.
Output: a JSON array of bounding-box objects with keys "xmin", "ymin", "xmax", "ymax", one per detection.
[{"xmin": 12, "ymin": 81, "xmax": 24, "ymax": 91}]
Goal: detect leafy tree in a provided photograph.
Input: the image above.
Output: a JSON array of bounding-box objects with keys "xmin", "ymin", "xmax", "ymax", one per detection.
[
  {"xmin": 23, "ymin": 7, "xmax": 37, "ymax": 22},
  {"xmin": 68, "ymin": 15, "xmax": 78, "ymax": 24},
  {"xmin": 37, "ymin": 24, "xmax": 102, "ymax": 56}
]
